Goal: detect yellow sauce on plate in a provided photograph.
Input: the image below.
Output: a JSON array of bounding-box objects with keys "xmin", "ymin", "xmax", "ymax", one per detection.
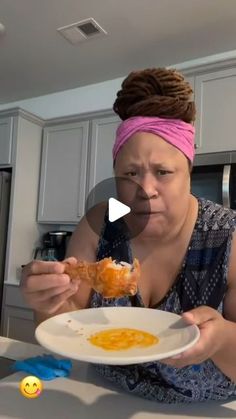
[{"xmin": 88, "ymin": 328, "xmax": 159, "ymax": 350}]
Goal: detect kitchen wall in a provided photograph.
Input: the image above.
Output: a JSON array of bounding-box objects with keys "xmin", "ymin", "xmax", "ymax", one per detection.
[
  {"xmin": 4, "ymin": 116, "xmax": 42, "ymax": 283},
  {"xmin": 1, "ymin": 49, "xmax": 236, "ymax": 120},
  {"xmin": 0, "ymin": 77, "xmax": 123, "ymax": 120}
]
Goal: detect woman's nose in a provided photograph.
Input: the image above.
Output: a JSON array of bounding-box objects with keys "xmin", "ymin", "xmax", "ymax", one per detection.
[{"xmin": 138, "ymin": 174, "xmax": 159, "ymax": 199}]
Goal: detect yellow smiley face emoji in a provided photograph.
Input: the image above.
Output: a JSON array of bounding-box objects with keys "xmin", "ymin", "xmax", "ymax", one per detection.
[{"xmin": 19, "ymin": 376, "xmax": 43, "ymax": 399}]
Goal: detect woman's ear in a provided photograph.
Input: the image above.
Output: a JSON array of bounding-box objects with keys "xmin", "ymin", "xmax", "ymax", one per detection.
[
  {"xmin": 188, "ymin": 159, "xmax": 193, "ymax": 174},
  {"xmin": 113, "ymin": 159, "xmax": 117, "ymax": 176}
]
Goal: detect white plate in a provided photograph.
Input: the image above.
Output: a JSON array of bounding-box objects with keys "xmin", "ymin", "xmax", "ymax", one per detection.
[{"xmin": 35, "ymin": 307, "xmax": 200, "ymax": 365}]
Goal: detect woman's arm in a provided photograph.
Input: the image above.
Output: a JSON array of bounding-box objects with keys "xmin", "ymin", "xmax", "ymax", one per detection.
[
  {"xmin": 34, "ymin": 204, "xmax": 106, "ymax": 325},
  {"xmin": 211, "ymin": 230, "xmax": 236, "ymax": 381},
  {"xmin": 161, "ymin": 231, "xmax": 236, "ymax": 383}
]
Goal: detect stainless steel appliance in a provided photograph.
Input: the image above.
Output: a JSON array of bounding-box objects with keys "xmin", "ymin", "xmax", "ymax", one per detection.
[
  {"xmin": 191, "ymin": 151, "xmax": 236, "ymax": 209},
  {"xmin": 0, "ymin": 171, "xmax": 11, "ymax": 325},
  {"xmin": 34, "ymin": 231, "xmax": 72, "ymax": 261}
]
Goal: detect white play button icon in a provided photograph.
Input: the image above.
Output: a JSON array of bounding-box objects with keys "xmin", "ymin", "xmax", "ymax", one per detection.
[
  {"xmin": 85, "ymin": 177, "xmax": 150, "ymax": 238},
  {"xmin": 108, "ymin": 198, "xmax": 131, "ymax": 222}
]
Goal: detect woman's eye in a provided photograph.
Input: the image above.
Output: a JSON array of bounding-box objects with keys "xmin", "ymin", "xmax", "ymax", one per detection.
[
  {"xmin": 157, "ymin": 170, "xmax": 170, "ymax": 176},
  {"xmin": 125, "ymin": 171, "xmax": 137, "ymax": 177}
]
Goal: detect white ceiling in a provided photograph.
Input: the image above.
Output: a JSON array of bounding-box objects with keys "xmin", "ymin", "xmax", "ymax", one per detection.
[{"xmin": 1, "ymin": 0, "xmax": 236, "ymax": 104}]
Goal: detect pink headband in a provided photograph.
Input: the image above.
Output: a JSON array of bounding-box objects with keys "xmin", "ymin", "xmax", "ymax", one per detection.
[{"xmin": 113, "ymin": 116, "xmax": 195, "ymax": 162}]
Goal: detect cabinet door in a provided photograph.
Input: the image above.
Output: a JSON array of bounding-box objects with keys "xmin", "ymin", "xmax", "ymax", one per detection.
[
  {"xmin": 38, "ymin": 121, "xmax": 89, "ymax": 223},
  {"xmin": 87, "ymin": 115, "xmax": 120, "ymax": 207},
  {"xmin": 185, "ymin": 75, "xmax": 195, "ymax": 93},
  {"xmin": 183, "ymin": 76, "xmax": 200, "ymax": 151},
  {"xmin": 194, "ymin": 68, "xmax": 236, "ymax": 154},
  {"xmin": 0, "ymin": 117, "xmax": 13, "ymax": 165},
  {"xmin": 2, "ymin": 306, "xmax": 36, "ymax": 344}
]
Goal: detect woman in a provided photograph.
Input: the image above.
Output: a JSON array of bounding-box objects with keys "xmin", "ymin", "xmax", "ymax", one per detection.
[{"xmin": 21, "ymin": 68, "xmax": 236, "ymax": 403}]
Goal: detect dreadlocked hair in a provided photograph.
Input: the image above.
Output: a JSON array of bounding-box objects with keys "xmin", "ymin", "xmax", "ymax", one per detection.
[{"xmin": 113, "ymin": 68, "xmax": 196, "ymax": 123}]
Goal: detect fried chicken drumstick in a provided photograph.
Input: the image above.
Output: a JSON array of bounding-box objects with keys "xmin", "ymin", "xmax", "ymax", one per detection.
[{"xmin": 64, "ymin": 257, "xmax": 140, "ymax": 298}]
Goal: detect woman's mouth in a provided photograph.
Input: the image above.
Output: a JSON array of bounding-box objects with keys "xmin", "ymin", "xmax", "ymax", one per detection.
[{"xmin": 134, "ymin": 211, "xmax": 161, "ymax": 217}]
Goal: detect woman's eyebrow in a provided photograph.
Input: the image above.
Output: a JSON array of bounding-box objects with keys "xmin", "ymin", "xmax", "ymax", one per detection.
[
  {"xmin": 151, "ymin": 162, "xmax": 170, "ymax": 168},
  {"xmin": 121, "ymin": 162, "xmax": 140, "ymax": 169},
  {"xmin": 121, "ymin": 161, "xmax": 171, "ymax": 169}
]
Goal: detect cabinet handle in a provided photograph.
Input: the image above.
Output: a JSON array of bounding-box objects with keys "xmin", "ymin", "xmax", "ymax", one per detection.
[
  {"xmin": 194, "ymin": 143, "xmax": 199, "ymax": 149},
  {"xmin": 222, "ymin": 164, "xmax": 231, "ymax": 208}
]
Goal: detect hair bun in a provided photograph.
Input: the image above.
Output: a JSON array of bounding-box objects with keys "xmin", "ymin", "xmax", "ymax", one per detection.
[{"xmin": 113, "ymin": 68, "xmax": 196, "ymax": 123}]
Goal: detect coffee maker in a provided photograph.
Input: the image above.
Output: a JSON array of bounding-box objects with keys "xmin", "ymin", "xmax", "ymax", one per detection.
[{"xmin": 34, "ymin": 231, "xmax": 72, "ymax": 261}]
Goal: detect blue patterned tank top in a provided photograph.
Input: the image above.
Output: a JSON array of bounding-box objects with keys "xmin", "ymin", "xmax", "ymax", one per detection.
[{"xmin": 90, "ymin": 198, "xmax": 236, "ymax": 403}]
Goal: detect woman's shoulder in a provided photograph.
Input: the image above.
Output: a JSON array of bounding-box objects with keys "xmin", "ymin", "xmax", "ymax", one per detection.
[
  {"xmin": 66, "ymin": 202, "xmax": 108, "ymax": 260},
  {"xmin": 196, "ymin": 197, "xmax": 236, "ymax": 231}
]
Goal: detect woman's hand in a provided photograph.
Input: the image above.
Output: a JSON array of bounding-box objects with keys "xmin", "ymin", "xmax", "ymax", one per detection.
[
  {"xmin": 20, "ymin": 257, "xmax": 80, "ymax": 315},
  {"xmin": 161, "ymin": 306, "xmax": 227, "ymax": 368}
]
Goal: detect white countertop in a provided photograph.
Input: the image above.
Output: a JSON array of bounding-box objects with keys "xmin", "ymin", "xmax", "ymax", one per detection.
[{"xmin": 0, "ymin": 336, "xmax": 236, "ymax": 419}]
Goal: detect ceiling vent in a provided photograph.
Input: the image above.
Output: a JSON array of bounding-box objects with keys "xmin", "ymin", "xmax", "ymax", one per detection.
[{"xmin": 57, "ymin": 18, "xmax": 107, "ymax": 45}]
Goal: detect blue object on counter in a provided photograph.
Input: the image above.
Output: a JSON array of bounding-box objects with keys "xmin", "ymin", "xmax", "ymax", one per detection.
[{"xmin": 12, "ymin": 354, "xmax": 72, "ymax": 380}]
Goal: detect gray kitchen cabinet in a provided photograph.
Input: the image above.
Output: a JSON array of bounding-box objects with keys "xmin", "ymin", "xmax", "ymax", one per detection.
[
  {"xmin": 0, "ymin": 110, "xmax": 43, "ymax": 287},
  {"xmin": 194, "ymin": 68, "xmax": 236, "ymax": 154},
  {"xmin": 0, "ymin": 109, "xmax": 42, "ymax": 343},
  {"xmin": 2, "ymin": 306, "xmax": 36, "ymax": 344},
  {"xmin": 1, "ymin": 285, "xmax": 36, "ymax": 344},
  {"xmin": 185, "ymin": 75, "xmax": 195, "ymax": 92},
  {"xmin": 37, "ymin": 121, "xmax": 89, "ymax": 223},
  {"xmin": 38, "ymin": 114, "xmax": 119, "ymax": 223},
  {"xmin": 0, "ymin": 116, "xmax": 14, "ymax": 165},
  {"xmin": 183, "ymin": 75, "xmax": 200, "ymax": 151},
  {"xmin": 87, "ymin": 115, "xmax": 120, "ymax": 207}
]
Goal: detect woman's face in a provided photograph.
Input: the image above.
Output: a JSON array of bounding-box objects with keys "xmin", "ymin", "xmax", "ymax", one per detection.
[{"xmin": 114, "ymin": 132, "xmax": 192, "ymax": 239}]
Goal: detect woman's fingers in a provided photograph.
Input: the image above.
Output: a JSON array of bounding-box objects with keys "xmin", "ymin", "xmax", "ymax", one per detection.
[
  {"xmin": 20, "ymin": 260, "xmax": 80, "ymax": 314},
  {"xmin": 161, "ymin": 307, "xmax": 226, "ymax": 368},
  {"xmin": 62, "ymin": 257, "xmax": 78, "ymax": 265},
  {"xmin": 29, "ymin": 281, "xmax": 77, "ymax": 303},
  {"xmin": 22, "ymin": 273, "xmax": 70, "ymax": 293},
  {"xmin": 23, "ymin": 260, "xmax": 64, "ymax": 276},
  {"xmin": 182, "ymin": 306, "xmax": 217, "ymax": 325},
  {"xmin": 21, "ymin": 261, "xmax": 68, "ymax": 291},
  {"xmin": 35, "ymin": 286, "xmax": 79, "ymax": 315}
]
